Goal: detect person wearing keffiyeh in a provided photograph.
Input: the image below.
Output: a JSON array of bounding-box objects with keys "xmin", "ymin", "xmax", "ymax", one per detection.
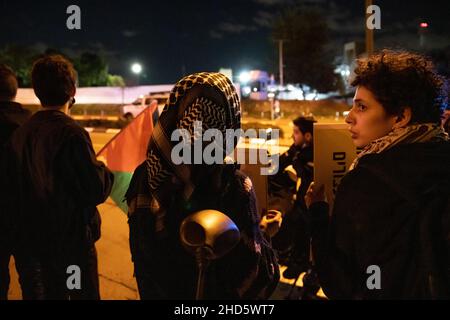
[
  {"xmin": 305, "ymin": 50, "xmax": 450, "ymax": 299},
  {"xmin": 126, "ymin": 72, "xmax": 279, "ymax": 300}
]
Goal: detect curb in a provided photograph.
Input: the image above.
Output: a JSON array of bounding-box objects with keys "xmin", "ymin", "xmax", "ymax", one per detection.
[{"xmin": 85, "ymin": 127, "xmax": 121, "ymax": 134}]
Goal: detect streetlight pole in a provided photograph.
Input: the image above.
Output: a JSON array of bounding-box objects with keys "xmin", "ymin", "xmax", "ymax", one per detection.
[
  {"xmin": 278, "ymin": 39, "xmax": 284, "ymax": 87},
  {"xmin": 419, "ymin": 22, "xmax": 428, "ymax": 48},
  {"xmin": 365, "ymin": 0, "xmax": 374, "ymax": 55}
]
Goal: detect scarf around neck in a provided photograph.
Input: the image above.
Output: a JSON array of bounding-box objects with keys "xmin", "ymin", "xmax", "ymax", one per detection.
[{"xmin": 350, "ymin": 123, "xmax": 449, "ymax": 171}]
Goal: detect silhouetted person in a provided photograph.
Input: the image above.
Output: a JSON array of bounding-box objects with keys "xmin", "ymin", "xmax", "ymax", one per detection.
[
  {"xmin": 7, "ymin": 55, "xmax": 114, "ymax": 300},
  {"xmin": 0, "ymin": 64, "xmax": 31, "ymax": 300}
]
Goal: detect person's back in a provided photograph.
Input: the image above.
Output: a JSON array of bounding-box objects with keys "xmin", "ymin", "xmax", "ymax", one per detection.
[
  {"xmin": 11, "ymin": 110, "xmax": 107, "ymax": 251},
  {"xmin": 0, "ymin": 64, "xmax": 31, "ymax": 300},
  {"xmin": 0, "ymin": 102, "xmax": 31, "ymax": 146},
  {"xmin": 0, "ymin": 64, "xmax": 31, "ymax": 146},
  {"xmin": 7, "ymin": 55, "xmax": 114, "ymax": 300}
]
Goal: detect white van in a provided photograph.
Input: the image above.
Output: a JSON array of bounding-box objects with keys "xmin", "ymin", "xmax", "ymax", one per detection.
[{"xmin": 121, "ymin": 92, "xmax": 169, "ymax": 120}]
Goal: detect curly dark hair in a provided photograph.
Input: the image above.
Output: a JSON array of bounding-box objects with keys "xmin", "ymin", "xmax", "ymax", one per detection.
[
  {"xmin": 32, "ymin": 55, "xmax": 77, "ymax": 108},
  {"xmin": 351, "ymin": 49, "xmax": 447, "ymax": 124},
  {"xmin": 0, "ymin": 63, "xmax": 18, "ymax": 101}
]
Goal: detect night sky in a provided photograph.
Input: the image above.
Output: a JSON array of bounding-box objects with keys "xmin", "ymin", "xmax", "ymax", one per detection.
[{"xmin": 1, "ymin": 0, "xmax": 449, "ymax": 84}]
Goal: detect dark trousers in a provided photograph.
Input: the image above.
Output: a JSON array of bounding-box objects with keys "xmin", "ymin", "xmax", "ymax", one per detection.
[
  {"xmin": 134, "ymin": 261, "xmax": 167, "ymax": 300},
  {"xmin": 0, "ymin": 251, "xmax": 10, "ymax": 300},
  {"xmin": 14, "ymin": 245, "xmax": 100, "ymax": 300},
  {"xmin": 272, "ymin": 205, "xmax": 310, "ymax": 264}
]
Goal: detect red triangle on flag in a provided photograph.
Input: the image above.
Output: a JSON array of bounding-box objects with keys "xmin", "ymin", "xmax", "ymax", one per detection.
[{"xmin": 97, "ymin": 101, "xmax": 157, "ymax": 172}]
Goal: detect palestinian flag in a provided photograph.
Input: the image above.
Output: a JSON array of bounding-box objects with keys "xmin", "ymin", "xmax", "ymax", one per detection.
[{"xmin": 97, "ymin": 102, "xmax": 157, "ymax": 213}]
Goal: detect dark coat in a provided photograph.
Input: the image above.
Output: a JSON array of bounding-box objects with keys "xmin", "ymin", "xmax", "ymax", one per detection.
[
  {"xmin": 268, "ymin": 144, "xmax": 313, "ymax": 256},
  {"xmin": 310, "ymin": 141, "xmax": 450, "ymax": 299},
  {"xmin": 127, "ymin": 164, "xmax": 280, "ymax": 300},
  {"xmin": 0, "ymin": 101, "xmax": 31, "ymax": 146},
  {"xmin": 0, "ymin": 101, "xmax": 31, "ymax": 300},
  {"xmin": 7, "ymin": 109, "xmax": 114, "ymax": 258},
  {"xmin": 2, "ymin": 109, "xmax": 114, "ymax": 299},
  {"xmin": 0, "ymin": 101, "xmax": 31, "ymax": 240},
  {"xmin": 268, "ymin": 144, "xmax": 314, "ymax": 214}
]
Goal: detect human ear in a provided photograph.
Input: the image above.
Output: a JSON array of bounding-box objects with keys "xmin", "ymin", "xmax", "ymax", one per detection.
[
  {"xmin": 393, "ymin": 107, "xmax": 412, "ymax": 129},
  {"xmin": 305, "ymin": 132, "xmax": 312, "ymax": 143}
]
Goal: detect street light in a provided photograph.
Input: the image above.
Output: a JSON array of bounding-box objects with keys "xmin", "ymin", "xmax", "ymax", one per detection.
[
  {"xmin": 239, "ymin": 71, "xmax": 250, "ymax": 84},
  {"xmin": 131, "ymin": 63, "xmax": 142, "ymax": 74}
]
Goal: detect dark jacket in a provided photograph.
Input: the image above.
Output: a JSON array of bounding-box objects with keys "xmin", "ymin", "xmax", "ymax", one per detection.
[
  {"xmin": 127, "ymin": 164, "xmax": 280, "ymax": 300},
  {"xmin": 0, "ymin": 101, "xmax": 31, "ymax": 146},
  {"xmin": 268, "ymin": 144, "xmax": 314, "ymax": 215},
  {"xmin": 268, "ymin": 144, "xmax": 313, "ymax": 255},
  {"xmin": 0, "ymin": 101, "xmax": 31, "ymax": 233},
  {"xmin": 0, "ymin": 101, "xmax": 31, "ymax": 241},
  {"xmin": 0, "ymin": 101, "xmax": 31, "ymax": 300},
  {"xmin": 310, "ymin": 142, "xmax": 450, "ymax": 299},
  {"xmin": 7, "ymin": 109, "xmax": 114, "ymax": 258}
]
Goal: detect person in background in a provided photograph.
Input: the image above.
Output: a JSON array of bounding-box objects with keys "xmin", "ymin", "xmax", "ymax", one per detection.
[
  {"xmin": 0, "ymin": 64, "xmax": 31, "ymax": 300},
  {"xmin": 263, "ymin": 117, "xmax": 316, "ymax": 278}
]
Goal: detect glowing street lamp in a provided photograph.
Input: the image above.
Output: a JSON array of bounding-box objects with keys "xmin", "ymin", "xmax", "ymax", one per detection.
[
  {"xmin": 131, "ymin": 63, "xmax": 142, "ymax": 74},
  {"xmin": 239, "ymin": 71, "xmax": 250, "ymax": 84}
]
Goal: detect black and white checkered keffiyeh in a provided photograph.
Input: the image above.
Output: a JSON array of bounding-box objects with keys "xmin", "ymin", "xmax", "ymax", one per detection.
[
  {"xmin": 350, "ymin": 123, "xmax": 449, "ymax": 171},
  {"xmin": 145, "ymin": 72, "xmax": 241, "ymax": 207}
]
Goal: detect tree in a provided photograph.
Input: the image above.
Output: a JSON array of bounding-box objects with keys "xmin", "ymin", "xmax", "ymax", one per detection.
[
  {"xmin": 1, "ymin": 45, "xmax": 124, "ymax": 88},
  {"xmin": 272, "ymin": 8, "xmax": 338, "ymax": 93},
  {"xmin": 107, "ymin": 74, "xmax": 126, "ymax": 87},
  {"xmin": 0, "ymin": 44, "xmax": 40, "ymax": 87},
  {"xmin": 73, "ymin": 52, "xmax": 109, "ymax": 87}
]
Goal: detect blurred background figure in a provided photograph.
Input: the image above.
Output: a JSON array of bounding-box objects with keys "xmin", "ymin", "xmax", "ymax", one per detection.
[{"xmin": 265, "ymin": 116, "xmax": 316, "ymax": 279}]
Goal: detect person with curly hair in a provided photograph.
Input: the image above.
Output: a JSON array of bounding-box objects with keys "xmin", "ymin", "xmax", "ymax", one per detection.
[{"xmin": 306, "ymin": 50, "xmax": 450, "ymax": 299}]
